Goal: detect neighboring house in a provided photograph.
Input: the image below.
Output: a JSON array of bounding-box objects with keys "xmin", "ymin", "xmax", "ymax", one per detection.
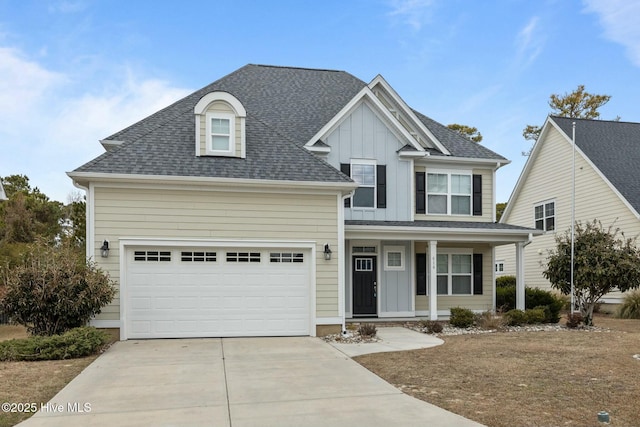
[
  {"xmin": 0, "ymin": 180, "xmax": 6, "ymax": 201},
  {"xmin": 68, "ymin": 64, "xmax": 536, "ymax": 340},
  {"xmin": 497, "ymin": 115, "xmax": 640, "ymax": 304}
]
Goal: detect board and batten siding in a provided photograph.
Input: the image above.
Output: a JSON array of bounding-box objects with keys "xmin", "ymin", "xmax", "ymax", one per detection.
[
  {"xmin": 325, "ymin": 101, "xmax": 411, "ymax": 221},
  {"xmin": 91, "ymin": 186, "xmax": 341, "ymax": 321},
  {"xmin": 414, "ymin": 166, "xmax": 494, "ymax": 222},
  {"xmin": 198, "ymin": 100, "xmax": 242, "ymax": 156},
  {"xmin": 414, "ymin": 242, "xmax": 494, "ymax": 312},
  {"xmin": 496, "ymin": 125, "xmax": 640, "ymax": 295}
]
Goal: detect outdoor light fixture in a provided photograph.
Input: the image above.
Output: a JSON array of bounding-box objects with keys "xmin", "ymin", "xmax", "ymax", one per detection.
[
  {"xmin": 100, "ymin": 240, "xmax": 110, "ymax": 258},
  {"xmin": 323, "ymin": 243, "xmax": 332, "ymax": 261}
]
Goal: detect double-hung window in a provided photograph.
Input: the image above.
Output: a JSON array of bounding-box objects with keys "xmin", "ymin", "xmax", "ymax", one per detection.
[
  {"xmin": 351, "ymin": 160, "xmax": 376, "ymax": 208},
  {"xmin": 427, "ymin": 172, "xmax": 472, "ymax": 215},
  {"xmin": 534, "ymin": 200, "xmax": 555, "ymax": 231},
  {"xmin": 206, "ymin": 112, "xmax": 235, "ymax": 155},
  {"xmin": 436, "ymin": 252, "xmax": 473, "ymax": 295}
]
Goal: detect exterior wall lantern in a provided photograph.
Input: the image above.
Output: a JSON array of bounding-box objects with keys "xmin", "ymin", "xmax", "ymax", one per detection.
[
  {"xmin": 323, "ymin": 243, "xmax": 332, "ymax": 261},
  {"xmin": 100, "ymin": 240, "xmax": 110, "ymax": 258}
]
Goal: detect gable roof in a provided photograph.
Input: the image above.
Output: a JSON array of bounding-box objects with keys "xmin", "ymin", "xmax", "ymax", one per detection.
[
  {"xmin": 501, "ymin": 115, "xmax": 640, "ymax": 222},
  {"xmin": 71, "ymin": 64, "xmax": 508, "ymax": 184},
  {"xmin": 551, "ymin": 116, "xmax": 640, "ymax": 215}
]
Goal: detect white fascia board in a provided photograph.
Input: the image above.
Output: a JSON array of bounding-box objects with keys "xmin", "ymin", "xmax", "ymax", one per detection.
[
  {"xmin": 500, "ymin": 116, "xmax": 553, "ymax": 223},
  {"xmin": 307, "ymin": 145, "xmax": 331, "ymax": 154},
  {"xmin": 368, "ymin": 75, "xmax": 451, "ymax": 156},
  {"xmin": 67, "ymin": 171, "xmax": 358, "ymax": 194},
  {"xmin": 304, "ymin": 86, "xmax": 425, "ymax": 153},
  {"xmin": 345, "ymin": 225, "xmax": 540, "ymax": 243},
  {"xmin": 398, "ymin": 150, "xmax": 428, "ymax": 158},
  {"xmin": 194, "ymin": 91, "xmax": 247, "ymax": 117},
  {"xmin": 420, "ymin": 156, "xmax": 508, "ymax": 168},
  {"xmin": 99, "ymin": 139, "xmax": 124, "ymax": 151},
  {"xmin": 119, "ymin": 237, "xmax": 317, "ymax": 249}
]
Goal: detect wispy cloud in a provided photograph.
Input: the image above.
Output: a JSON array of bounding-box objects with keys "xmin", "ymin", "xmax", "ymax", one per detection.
[
  {"xmin": 0, "ymin": 45, "xmax": 190, "ymax": 202},
  {"xmin": 583, "ymin": 0, "xmax": 640, "ymax": 67},
  {"xmin": 48, "ymin": 0, "xmax": 87, "ymax": 14},
  {"xmin": 514, "ymin": 16, "xmax": 544, "ymax": 70},
  {"xmin": 387, "ymin": 0, "xmax": 436, "ymax": 31}
]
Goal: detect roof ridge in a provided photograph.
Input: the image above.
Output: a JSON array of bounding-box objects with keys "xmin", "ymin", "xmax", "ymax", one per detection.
[
  {"xmin": 247, "ymin": 63, "xmax": 346, "ymax": 73},
  {"xmin": 551, "ymin": 115, "xmax": 640, "ymax": 126}
]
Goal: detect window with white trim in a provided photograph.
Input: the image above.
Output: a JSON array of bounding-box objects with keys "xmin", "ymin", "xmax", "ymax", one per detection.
[
  {"xmin": 427, "ymin": 172, "xmax": 471, "ymax": 215},
  {"xmin": 436, "ymin": 252, "xmax": 472, "ymax": 295},
  {"xmin": 384, "ymin": 246, "xmax": 405, "ymax": 271},
  {"xmin": 181, "ymin": 251, "xmax": 216, "ymax": 262},
  {"xmin": 206, "ymin": 112, "xmax": 235, "ymax": 155},
  {"xmin": 351, "ymin": 160, "xmax": 376, "ymax": 208},
  {"xmin": 226, "ymin": 252, "xmax": 260, "ymax": 263},
  {"xmin": 495, "ymin": 260, "xmax": 505, "ymax": 273},
  {"xmin": 270, "ymin": 252, "xmax": 304, "ymax": 263},
  {"xmin": 534, "ymin": 200, "xmax": 555, "ymax": 231},
  {"xmin": 134, "ymin": 250, "xmax": 171, "ymax": 262}
]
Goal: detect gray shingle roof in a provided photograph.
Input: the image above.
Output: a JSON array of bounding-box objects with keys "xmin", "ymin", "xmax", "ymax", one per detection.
[
  {"xmin": 551, "ymin": 116, "xmax": 640, "ymax": 213},
  {"xmin": 346, "ymin": 219, "xmax": 537, "ymax": 231},
  {"xmin": 74, "ymin": 64, "xmax": 508, "ymax": 182}
]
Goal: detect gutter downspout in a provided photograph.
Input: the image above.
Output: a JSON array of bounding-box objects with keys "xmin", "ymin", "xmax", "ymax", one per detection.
[
  {"xmin": 493, "ymin": 161, "xmax": 502, "ymax": 222},
  {"xmin": 340, "ymin": 189, "xmax": 355, "ymax": 335}
]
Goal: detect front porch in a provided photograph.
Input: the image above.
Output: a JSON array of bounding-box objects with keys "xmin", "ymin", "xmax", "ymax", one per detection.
[{"xmin": 343, "ymin": 220, "xmax": 541, "ymax": 320}]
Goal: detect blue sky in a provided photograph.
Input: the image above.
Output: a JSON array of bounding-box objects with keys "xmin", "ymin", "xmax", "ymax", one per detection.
[{"xmin": 1, "ymin": 0, "xmax": 638, "ymax": 204}]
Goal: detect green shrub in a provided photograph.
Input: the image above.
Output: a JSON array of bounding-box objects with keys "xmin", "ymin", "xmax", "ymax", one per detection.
[
  {"xmin": 1, "ymin": 240, "xmax": 116, "ymax": 335},
  {"xmin": 496, "ymin": 285, "xmax": 516, "ymax": 312},
  {"xmin": 525, "ymin": 308, "xmax": 547, "ymax": 324},
  {"xmin": 617, "ymin": 290, "xmax": 640, "ymax": 319},
  {"xmin": 0, "ymin": 327, "xmax": 109, "ymax": 361},
  {"xmin": 358, "ymin": 323, "xmax": 377, "ymax": 338},
  {"xmin": 533, "ymin": 305, "xmax": 553, "ymax": 323},
  {"xmin": 449, "ymin": 307, "xmax": 475, "ymax": 328},
  {"xmin": 504, "ymin": 309, "xmax": 527, "ymax": 326},
  {"xmin": 566, "ymin": 312, "xmax": 583, "ymax": 329},
  {"xmin": 496, "ymin": 275, "xmax": 516, "ymax": 288},
  {"xmin": 495, "ymin": 286, "xmax": 563, "ymax": 323},
  {"xmin": 475, "ymin": 311, "xmax": 504, "ymax": 330}
]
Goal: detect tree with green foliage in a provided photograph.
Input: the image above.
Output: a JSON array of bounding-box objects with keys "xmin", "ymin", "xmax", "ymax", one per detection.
[
  {"xmin": 447, "ymin": 123, "xmax": 483, "ymax": 143},
  {"xmin": 543, "ymin": 220, "xmax": 640, "ymax": 326},
  {"xmin": 1, "ymin": 239, "xmax": 115, "ymax": 336},
  {"xmin": 523, "ymin": 85, "xmax": 612, "ymax": 154},
  {"xmin": 496, "ymin": 202, "xmax": 507, "ymax": 222}
]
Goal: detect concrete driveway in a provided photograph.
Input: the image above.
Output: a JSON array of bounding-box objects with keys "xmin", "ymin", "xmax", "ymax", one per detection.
[{"xmin": 18, "ymin": 337, "xmax": 482, "ymax": 427}]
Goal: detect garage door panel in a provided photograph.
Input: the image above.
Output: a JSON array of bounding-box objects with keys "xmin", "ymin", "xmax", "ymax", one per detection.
[{"xmin": 126, "ymin": 247, "xmax": 311, "ymax": 338}]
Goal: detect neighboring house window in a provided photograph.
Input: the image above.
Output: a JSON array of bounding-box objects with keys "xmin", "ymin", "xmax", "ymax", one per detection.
[
  {"xmin": 436, "ymin": 252, "xmax": 473, "ymax": 295},
  {"xmin": 206, "ymin": 112, "xmax": 235, "ymax": 155},
  {"xmin": 495, "ymin": 261, "xmax": 504, "ymax": 273},
  {"xmin": 426, "ymin": 172, "xmax": 472, "ymax": 215},
  {"xmin": 534, "ymin": 201, "xmax": 555, "ymax": 231},
  {"xmin": 384, "ymin": 246, "xmax": 405, "ymax": 271}
]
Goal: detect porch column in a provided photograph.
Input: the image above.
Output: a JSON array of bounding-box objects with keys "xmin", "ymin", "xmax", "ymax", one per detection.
[
  {"xmin": 428, "ymin": 240, "xmax": 438, "ymax": 320},
  {"xmin": 515, "ymin": 242, "xmax": 525, "ymax": 310}
]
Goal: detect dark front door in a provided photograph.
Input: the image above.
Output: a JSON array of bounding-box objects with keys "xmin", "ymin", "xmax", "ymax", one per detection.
[{"xmin": 353, "ymin": 256, "xmax": 377, "ymax": 316}]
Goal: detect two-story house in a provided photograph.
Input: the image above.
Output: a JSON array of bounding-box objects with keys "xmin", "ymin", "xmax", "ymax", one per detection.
[
  {"xmin": 68, "ymin": 64, "xmax": 536, "ymax": 340},
  {"xmin": 496, "ymin": 116, "xmax": 640, "ymax": 305}
]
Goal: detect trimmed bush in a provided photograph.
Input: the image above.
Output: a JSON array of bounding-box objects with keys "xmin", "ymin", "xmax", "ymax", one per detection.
[
  {"xmin": 358, "ymin": 323, "xmax": 377, "ymax": 338},
  {"xmin": 495, "ymin": 285, "xmax": 563, "ymax": 323},
  {"xmin": 566, "ymin": 312, "xmax": 583, "ymax": 329},
  {"xmin": 450, "ymin": 307, "xmax": 475, "ymax": 328},
  {"xmin": 496, "ymin": 285, "xmax": 516, "ymax": 311},
  {"xmin": 0, "ymin": 327, "xmax": 109, "ymax": 361},
  {"xmin": 1, "ymin": 240, "xmax": 116, "ymax": 336},
  {"xmin": 617, "ymin": 290, "xmax": 640, "ymax": 319},
  {"xmin": 504, "ymin": 309, "xmax": 527, "ymax": 326},
  {"xmin": 525, "ymin": 308, "xmax": 547, "ymax": 324},
  {"xmin": 496, "ymin": 275, "xmax": 516, "ymax": 288}
]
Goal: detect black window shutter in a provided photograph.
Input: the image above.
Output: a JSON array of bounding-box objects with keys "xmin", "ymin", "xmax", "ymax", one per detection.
[
  {"xmin": 416, "ymin": 172, "xmax": 426, "ymax": 214},
  {"xmin": 473, "ymin": 174, "xmax": 482, "ymax": 216},
  {"xmin": 473, "ymin": 253, "xmax": 483, "ymax": 295},
  {"xmin": 377, "ymin": 165, "xmax": 386, "ymax": 209},
  {"xmin": 416, "ymin": 253, "xmax": 427, "ymax": 295},
  {"xmin": 341, "ymin": 163, "xmax": 351, "ymax": 207}
]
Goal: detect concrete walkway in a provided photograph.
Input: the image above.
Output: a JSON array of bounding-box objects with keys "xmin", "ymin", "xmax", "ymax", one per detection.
[
  {"xmin": 18, "ymin": 336, "xmax": 481, "ymax": 427},
  {"xmin": 329, "ymin": 326, "xmax": 444, "ymax": 357}
]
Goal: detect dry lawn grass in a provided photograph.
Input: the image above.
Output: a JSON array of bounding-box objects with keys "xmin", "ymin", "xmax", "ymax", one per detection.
[
  {"xmin": 355, "ymin": 315, "xmax": 640, "ymax": 427},
  {"xmin": 0, "ymin": 325, "xmax": 102, "ymax": 427}
]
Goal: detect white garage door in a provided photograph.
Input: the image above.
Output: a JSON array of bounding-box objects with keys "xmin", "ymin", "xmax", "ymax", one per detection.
[{"xmin": 125, "ymin": 246, "xmax": 311, "ymax": 339}]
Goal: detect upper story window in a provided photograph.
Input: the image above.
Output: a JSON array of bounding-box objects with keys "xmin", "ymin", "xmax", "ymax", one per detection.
[
  {"xmin": 352, "ymin": 161, "xmax": 376, "ymax": 208},
  {"xmin": 534, "ymin": 200, "xmax": 555, "ymax": 231},
  {"xmin": 207, "ymin": 114, "xmax": 234, "ymax": 153},
  {"xmin": 427, "ymin": 172, "xmax": 471, "ymax": 215}
]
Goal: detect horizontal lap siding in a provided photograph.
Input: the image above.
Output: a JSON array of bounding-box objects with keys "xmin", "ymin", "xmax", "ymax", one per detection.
[
  {"xmin": 93, "ymin": 187, "xmax": 340, "ymax": 321},
  {"xmin": 497, "ymin": 126, "xmax": 640, "ymax": 292}
]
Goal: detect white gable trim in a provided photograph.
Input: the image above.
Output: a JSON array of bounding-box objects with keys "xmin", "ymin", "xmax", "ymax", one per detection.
[
  {"xmin": 501, "ymin": 116, "xmax": 640, "ymax": 222},
  {"xmin": 304, "ymin": 86, "xmax": 426, "ymax": 155},
  {"xmin": 194, "ymin": 91, "xmax": 247, "ymax": 116},
  {"xmin": 368, "ymin": 75, "xmax": 450, "ymax": 155},
  {"xmin": 0, "ymin": 180, "xmax": 6, "ymax": 201}
]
